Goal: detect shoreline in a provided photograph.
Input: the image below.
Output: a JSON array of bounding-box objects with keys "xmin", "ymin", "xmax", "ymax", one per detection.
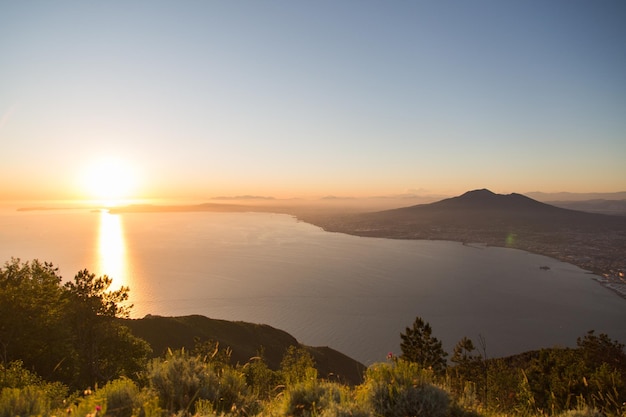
[{"xmin": 14, "ymin": 203, "xmax": 626, "ymax": 300}]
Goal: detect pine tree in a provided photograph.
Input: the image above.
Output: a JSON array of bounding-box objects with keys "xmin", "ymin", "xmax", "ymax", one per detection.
[{"xmin": 400, "ymin": 316, "xmax": 448, "ymax": 374}]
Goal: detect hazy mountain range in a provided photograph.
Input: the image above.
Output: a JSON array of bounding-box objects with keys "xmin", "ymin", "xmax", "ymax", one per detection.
[{"xmin": 303, "ymin": 189, "xmax": 626, "ymax": 234}]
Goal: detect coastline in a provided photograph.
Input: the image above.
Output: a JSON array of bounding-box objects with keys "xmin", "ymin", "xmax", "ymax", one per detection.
[{"xmin": 15, "ymin": 202, "xmax": 626, "ymax": 301}]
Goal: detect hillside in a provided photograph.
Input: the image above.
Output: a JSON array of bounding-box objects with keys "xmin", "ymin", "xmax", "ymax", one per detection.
[
  {"xmin": 122, "ymin": 314, "xmax": 366, "ymax": 385},
  {"xmin": 303, "ymin": 188, "xmax": 626, "ymax": 234}
]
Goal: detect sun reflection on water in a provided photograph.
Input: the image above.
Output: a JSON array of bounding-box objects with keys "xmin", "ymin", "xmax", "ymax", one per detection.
[{"xmin": 97, "ymin": 210, "xmax": 129, "ymax": 289}]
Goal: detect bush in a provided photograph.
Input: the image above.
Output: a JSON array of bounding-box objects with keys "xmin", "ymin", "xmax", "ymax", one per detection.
[
  {"xmin": 243, "ymin": 355, "xmax": 281, "ymax": 400},
  {"xmin": 0, "ymin": 361, "xmax": 67, "ymax": 415},
  {"xmin": 95, "ymin": 378, "xmax": 142, "ymax": 417},
  {"xmin": 361, "ymin": 359, "xmax": 450, "ymax": 417},
  {"xmin": 0, "ymin": 386, "xmax": 51, "ymax": 417},
  {"xmin": 281, "ymin": 380, "xmax": 346, "ymax": 417},
  {"xmin": 213, "ymin": 367, "xmax": 257, "ymax": 416},
  {"xmin": 147, "ymin": 349, "xmax": 219, "ymax": 413},
  {"xmin": 147, "ymin": 349, "xmax": 256, "ymax": 416}
]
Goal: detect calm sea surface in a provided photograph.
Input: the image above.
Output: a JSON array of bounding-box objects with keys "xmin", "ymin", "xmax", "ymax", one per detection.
[{"xmin": 1, "ymin": 209, "xmax": 624, "ymax": 364}]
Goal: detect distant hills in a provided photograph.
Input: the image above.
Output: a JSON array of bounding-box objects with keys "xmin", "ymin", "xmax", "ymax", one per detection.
[
  {"xmin": 526, "ymin": 191, "xmax": 626, "ymax": 202},
  {"xmin": 544, "ymin": 199, "xmax": 626, "ymax": 216},
  {"xmin": 305, "ymin": 189, "xmax": 626, "ymax": 235},
  {"xmin": 123, "ymin": 314, "xmax": 366, "ymax": 385},
  {"xmin": 524, "ymin": 191, "xmax": 626, "ymax": 216},
  {"xmin": 298, "ymin": 189, "xmax": 626, "ymax": 278}
]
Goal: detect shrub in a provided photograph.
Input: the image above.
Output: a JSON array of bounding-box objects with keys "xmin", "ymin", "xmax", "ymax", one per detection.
[
  {"xmin": 361, "ymin": 359, "xmax": 450, "ymax": 417},
  {"xmin": 0, "ymin": 361, "xmax": 68, "ymax": 414},
  {"xmin": 147, "ymin": 349, "xmax": 219, "ymax": 413},
  {"xmin": 147, "ymin": 349, "xmax": 256, "ymax": 415},
  {"xmin": 212, "ymin": 367, "xmax": 257, "ymax": 416},
  {"xmin": 281, "ymin": 380, "xmax": 346, "ymax": 417},
  {"xmin": 95, "ymin": 378, "xmax": 141, "ymax": 417},
  {"xmin": 0, "ymin": 386, "xmax": 51, "ymax": 417},
  {"xmin": 280, "ymin": 346, "xmax": 318, "ymax": 386},
  {"xmin": 243, "ymin": 355, "xmax": 282, "ymax": 400}
]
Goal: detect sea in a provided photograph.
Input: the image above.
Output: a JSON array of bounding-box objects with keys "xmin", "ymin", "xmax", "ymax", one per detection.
[{"xmin": 1, "ymin": 206, "xmax": 624, "ymax": 365}]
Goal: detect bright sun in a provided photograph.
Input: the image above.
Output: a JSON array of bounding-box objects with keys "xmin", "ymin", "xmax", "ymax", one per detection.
[{"xmin": 81, "ymin": 157, "xmax": 139, "ymax": 201}]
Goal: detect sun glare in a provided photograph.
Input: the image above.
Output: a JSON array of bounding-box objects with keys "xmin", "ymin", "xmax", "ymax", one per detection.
[{"xmin": 81, "ymin": 157, "xmax": 139, "ymax": 202}]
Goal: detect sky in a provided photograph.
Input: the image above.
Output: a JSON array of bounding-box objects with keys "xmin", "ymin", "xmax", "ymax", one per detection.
[{"xmin": 1, "ymin": 0, "xmax": 625, "ymax": 201}]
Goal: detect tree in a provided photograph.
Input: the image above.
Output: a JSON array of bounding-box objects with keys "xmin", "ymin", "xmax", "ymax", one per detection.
[
  {"xmin": 64, "ymin": 270, "xmax": 151, "ymax": 388},
  {"xmin": 280, "ymin": 345, "xmax": 317, "ymax": 385},
  {"xmin": 0, "ymin": 259, "xmax": 74, "ymax": 382},
  {"xmin": 243, "ymin": 348, "xmax": 281, "ymax": 400},
  {"xmin": 450, "ymin": 336, "xmax": 483, "ymax": 394},
  {"xmin": 400, "ymin": 316, "xmax": 447, "ymax": 374},
  {"xmin": 576, "ymin": 330, "xmax": 626, "ymax": 373},
  {"xmin": 0, "ymin": 258, "xmax": 150, "ymax": 389}
]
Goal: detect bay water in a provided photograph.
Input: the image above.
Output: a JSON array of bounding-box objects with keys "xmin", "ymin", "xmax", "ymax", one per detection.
[{"xmin": 1, "ymin": 208, "xmax": 624, "ymax": 364}]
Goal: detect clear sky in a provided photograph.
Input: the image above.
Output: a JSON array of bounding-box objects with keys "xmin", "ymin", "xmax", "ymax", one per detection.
[{"xmin": 1, "ymin": 1, "xmax": 625, "ymax": 201}]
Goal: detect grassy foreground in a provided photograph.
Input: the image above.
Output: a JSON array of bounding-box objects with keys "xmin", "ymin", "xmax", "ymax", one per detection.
[
  {"xmin": 1, "ymin": 346, "xmax": 624, "ymax": 417},
  {"xmin": 2, "ymin": 259, "xmax": 625, "ymax": 417}
]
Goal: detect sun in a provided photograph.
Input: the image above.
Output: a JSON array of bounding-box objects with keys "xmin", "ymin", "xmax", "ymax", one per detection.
[{"xmin": 81, "ymin": 157, "xmax": 139, "ymax": 202}]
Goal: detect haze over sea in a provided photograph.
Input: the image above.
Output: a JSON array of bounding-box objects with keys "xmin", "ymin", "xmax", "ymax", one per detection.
[{"xmin": 1, "ymin": 208, "xmax": 624, "ymax": 365}]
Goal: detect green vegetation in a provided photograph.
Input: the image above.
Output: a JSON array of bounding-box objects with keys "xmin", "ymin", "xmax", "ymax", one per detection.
[
  {"xmin": 0, "ymin": 258, "xmax": 151, "ymax": 389},
  {"xmin": 400, "ymin": 316, "xmax": 448, "ymax": 375},
  {"xmin": 2, "ymin": 258, "xmax": 626, "ymax": 417}
]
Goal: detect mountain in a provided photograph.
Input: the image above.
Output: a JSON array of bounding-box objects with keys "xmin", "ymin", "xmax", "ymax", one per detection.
[
  {"xmin": 334, "ymin": 188, "xmax": 624, "ymax": 233},
  {"xmin": 123, "ymin": 314, "xmax": 366, "ymax": 385},
  {"xmin": 297, "ymin": 189, "xmax": 626, "ymax": 277}
]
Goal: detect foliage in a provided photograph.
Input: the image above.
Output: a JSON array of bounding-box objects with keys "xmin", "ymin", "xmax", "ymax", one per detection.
[
  {"xmin": 450, "ymin": 337, "xmax": 484, "ymax": 396},
  {"xmin": 93, "ymin": 378, "xmax": 144, "ymax": 417},
  {"xmin": 512, "ymin": 333, "xmax": 626, "ymax": 416},
  {"xmin": 64, "ymin": 269, "xmax": 152, "ymax": 388},
  {"xmin": 0, "ymin": 361, "xmax": 43, "ymax": 389},
  {"xmin": 280, "ymin": 380, "xmax": 348, "ymax": 417},
  {"xmin": 147, "ymin": 348, "xmax": 219, "ymax": 413},
  {"xmin": 280, "ymin": 345, "xmax": 318, "ymax": 386},
  {"xmin": 0, "ymin": 360, "xmax": 68, "ymax": 411},
  {"xmin": 0, "ymin": 386, "xmax": 51, "ymax": 417},
  {"xmin": 360, "ymin": 359, "xmax": 451, "ymax": 417},
  {"xmin": 146, "ymin": 348, "xmax": 256, "ymax": 416},
  {"xmin": 192, "ymin": 338, "xmax": 233, "ymax": 369},
  {"xmin": 0, "ymin": 258, "xmax": 151, "ymax": 390},
  {"xmin": 0, "ymin": 258, "xmax": 73, "ymax": 382},
  {"xmin": 243, "ymin": 352, "xmax": 282, "ymax": 401},
  {"xmin": 400, "ymin": 316, "xmax": 448, "ymax": 375}
]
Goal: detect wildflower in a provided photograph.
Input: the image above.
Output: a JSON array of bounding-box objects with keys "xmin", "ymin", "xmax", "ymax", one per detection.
[{"xmin": 387, "ymin": 352, "xmax": 394, "ymax": 360}]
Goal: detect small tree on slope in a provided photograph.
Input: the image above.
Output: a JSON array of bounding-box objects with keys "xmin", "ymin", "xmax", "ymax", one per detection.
[{"xmin": 400, "ymin": 316, "xmax": 448, "ymax": 375}]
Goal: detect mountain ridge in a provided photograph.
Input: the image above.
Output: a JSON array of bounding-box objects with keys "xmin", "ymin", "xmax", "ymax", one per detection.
[
  {"xmin": 397, "ymin": 188, "xmax": 565, "ymax": 213},
  {"xmin": 122, "ymin": 314, "xmax": 367, "ymax": 385},
  {"xmin": 295, "ymin": 189, "xmax": 626, "ymax": 280}
]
